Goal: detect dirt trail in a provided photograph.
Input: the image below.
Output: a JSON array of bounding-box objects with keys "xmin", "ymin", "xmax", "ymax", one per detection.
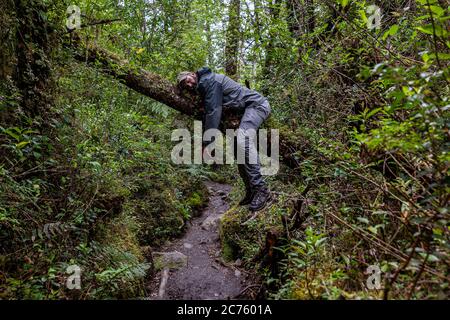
[{"xmin": 148, "ymin": 181, "xmax": 249, "ymax": 300}]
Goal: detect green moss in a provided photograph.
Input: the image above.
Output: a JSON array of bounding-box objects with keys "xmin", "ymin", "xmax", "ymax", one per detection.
[
  {"xmin": 185, "ymin": 185, "xmax": 208, "ymax": 213},
  {"xmin": 219, "ymin": 202, "xmax": 278, "ymax": 263},
  {"xmin": 219, "ymin": 211, "xmax": 241, "ymax": 261},
  {"xmin": 187, "ymin": 192, "xmax": 202, "ymax": 207},
  {"xmin": 221, "ymin": 238, "xmax": 238, "ymax": 262}
]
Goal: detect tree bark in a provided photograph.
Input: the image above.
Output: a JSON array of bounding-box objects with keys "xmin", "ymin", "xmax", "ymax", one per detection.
[
  {"xmin": 263, "ymin": 0, "xmax": 282, "ymax": 78},
  {"xmin": 225, "ymin": 0, "xmax": 241, "ymax": 80},
  {"xmin": 13, "ymin": 0, "xmax": 54, "ymax": 118},
  {"xmin": 72, "ymin": 38, "xmax": 201, "ymax": 118},
  {"xmin": 286, "ymin": 0, "xmax": 301, "ymax": 40}
]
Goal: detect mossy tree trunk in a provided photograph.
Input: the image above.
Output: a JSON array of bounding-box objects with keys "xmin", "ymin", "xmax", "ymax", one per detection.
[
  {"xmin": 224, "ymin": 0, "xmax": 241, "ymax": 81},
  {"xmin": 72, "ymin": 37, "xmax": 201, "ymax": 118},
  {"xmin": 13, "ymin": 0, "xmax": 54, "ymax": 118}
]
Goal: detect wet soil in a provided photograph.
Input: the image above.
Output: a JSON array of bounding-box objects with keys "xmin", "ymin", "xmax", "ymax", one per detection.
[{"xmin": 148, "ymin": 181, "xmax": 251, "ymax": 300}]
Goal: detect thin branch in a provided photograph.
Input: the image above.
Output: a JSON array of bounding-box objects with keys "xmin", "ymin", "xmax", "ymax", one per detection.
[{"xmin": 66, "ymin": 18, "xmax": 122, "ymax": 33}]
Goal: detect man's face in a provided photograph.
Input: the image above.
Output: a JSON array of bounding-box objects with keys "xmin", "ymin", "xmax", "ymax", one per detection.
[{"xmin": 184, "ymin": 74, "xmax": 197, "ymax": 89}]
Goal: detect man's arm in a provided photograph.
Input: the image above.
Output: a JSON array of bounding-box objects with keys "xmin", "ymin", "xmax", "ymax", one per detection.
[{"xmin": 199, "ymin": 79, "xmax": 223, "ymax": 133}]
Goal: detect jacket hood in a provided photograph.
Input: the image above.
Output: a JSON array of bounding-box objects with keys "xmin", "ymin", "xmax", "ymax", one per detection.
[{"xmin": 196, "ymin": 67, "xmax": 212, "ymax": 79}]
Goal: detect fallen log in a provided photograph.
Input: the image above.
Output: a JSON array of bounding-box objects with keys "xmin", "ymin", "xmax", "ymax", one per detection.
[{"xmin": 71, "ymin": 37, "xmax": 200, "ymax": 118}]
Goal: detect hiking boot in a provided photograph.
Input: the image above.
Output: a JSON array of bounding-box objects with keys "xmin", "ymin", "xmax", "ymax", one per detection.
[
  {"xmin": 239, "ymin": 189, "xmax": 254, "ymax": 206},
  {"xmin": 249, "ymin": 187, "xmax": 271, "ymax": 212}
]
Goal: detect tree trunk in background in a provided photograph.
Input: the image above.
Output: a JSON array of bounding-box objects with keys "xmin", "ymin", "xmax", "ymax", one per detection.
[
  {"xmin": 286, "ymin": 0, "xmax": 301, "ymax": 40},
  {"xmin": 0, "ymin": 0, "xmax": 56, "ymax": 166},
  {"xmin": 253, "ymin": 0, "xmax": 264, "ymax": 71},
  {"xmin": 286, "ymin": 0, "xmax": 315, "ymax": 54},
  {"xmin": 15, "ymin": 0, "xmax": 53, "ymax": 117},
  {"xmin": 0, "ymin": 0, "xmax": 15, "ymax": 127},
  {"xmin": 305, "ymin": 0, "xmax": 315, "ymax": 34},
  {"xmin": 322, "ymin": 1, "xmax": 341, "ymax": 41},
  {"xmin": 224, "ymin": 0, "xmax": 241, "ymax": 81},
  {"xmin": 0, "ymin": 0, "xmax": 15, "ymax": 79},
  {"xmin": 286, "ymin": 0, "xmax": 315, "ymax": 37},
  {"xmin": 1, "ymin": 0, "xmax": 54, "ymax": 120},
  {"xmin": 206, "ymin": 19, "xmax": 214, "ymax": 66},
  {"xmin": 262, "ymin": 0, "xmax": 282, "ymax": 94}
]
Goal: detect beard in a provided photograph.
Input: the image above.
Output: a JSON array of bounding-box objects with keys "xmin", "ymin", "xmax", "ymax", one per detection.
[{"xmin": 184, "ymin": 85, "xmax": 197, "ymax": 94}]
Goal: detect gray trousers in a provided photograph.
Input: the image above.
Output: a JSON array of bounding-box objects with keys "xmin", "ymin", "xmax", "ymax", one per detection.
[{"xmin": 234, "ymin": 100, "xmax": 271, "ymax": 190}]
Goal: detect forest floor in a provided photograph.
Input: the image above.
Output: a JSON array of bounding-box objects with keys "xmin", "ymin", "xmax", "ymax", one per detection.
[{"xmin": 147, "ymin": 181, "xmax": 254, "ymax": 300}]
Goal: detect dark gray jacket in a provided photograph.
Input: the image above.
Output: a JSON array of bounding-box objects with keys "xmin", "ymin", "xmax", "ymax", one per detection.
[{"xmin": 196, "ymin": 67, "xmax": 267, "ymax": 132}]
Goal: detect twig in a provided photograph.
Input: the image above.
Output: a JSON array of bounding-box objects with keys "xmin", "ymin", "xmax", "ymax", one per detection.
[
  {"xmin": 66, "ymin": 18, "xmax": 122, "ymax": 33},
  {"xmin": 407, "ymin": 251, "xmax": 429, "ymax": 300},
  {"xmin": 158, "ymin": 268, "xmax": 170, "ymax": 299},
  {"xmin": 234, "ymin": 284, "xmax": 261, "ymax": 299},
  {"xmin": 327, "ymin": 205, "xmax": 447, "ymax": 281},
  {"xmin": 384, "ymin": 236, "xmax": 421, "ymax": 300}
]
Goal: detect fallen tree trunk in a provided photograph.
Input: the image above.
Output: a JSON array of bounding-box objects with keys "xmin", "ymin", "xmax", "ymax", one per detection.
[
  {"xmin": 70, "ymin": 37, "xmax": 302, "ymax": 168},
  {"xmin": 71, "ymin": 38, "xmax": 200, "ymax": 118}
]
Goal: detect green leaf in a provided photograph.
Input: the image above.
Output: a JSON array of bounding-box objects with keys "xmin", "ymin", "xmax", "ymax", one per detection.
[
  {"xmin": 421, "ymin": 52, "xmax": 430, "ymax": 62},
  {"xmin": 435, "ymin": 53, "xmax": 450, "ymax": 60},
  {"xmin": 357, "ymin": 217, "xmax": 370, "ymax": 224},
  {"xmin": 417, "ymin": 0, "xmax": 438, "ymax": 5},
  {"xmin": 383, "ymin": 24, "xmax": 399, "ymax": 40},
  {"xmin": 367, "ymin": 107, "xmax": 382, "ymax": 118},
  {"xmin": 16, "ymin": 141, "xmax": 30, "ymax": 149},
  {"xmin": 359, "ymin": 9, "xmax": 368, "ymax": 24},
  {"xmin": 430, "ymin": 5, "xmax": 445, "ymax": 17},
  {"xmin": 314, "ymin": 237, "xmax": 327, "ymax": 248},
  {"xmin": 3, "ymin": 128, "xmax": 20, "ymax": 141},
  {"xmin": 368, "ymin": 226, "xmax": 378, "ymax": 234},
  {"xmin": 416, "ymin": 25, "xmax": 434, "ymax": 35}
]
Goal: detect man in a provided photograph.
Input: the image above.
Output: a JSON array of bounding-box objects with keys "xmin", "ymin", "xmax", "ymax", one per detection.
[{"xmin": 177, "ymin": 67, "xmax": 271, "ymax": 212}]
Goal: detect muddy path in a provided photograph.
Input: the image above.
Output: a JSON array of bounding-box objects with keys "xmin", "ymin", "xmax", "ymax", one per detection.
[{"xmin": 148, "ymin": 181, "xmax": 252, "ymax": 300}]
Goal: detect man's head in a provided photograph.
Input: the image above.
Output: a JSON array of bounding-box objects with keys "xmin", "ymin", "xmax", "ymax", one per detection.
[{"xmin": 177, "ymin": 71, "xmax": 197, "ymax": 90}]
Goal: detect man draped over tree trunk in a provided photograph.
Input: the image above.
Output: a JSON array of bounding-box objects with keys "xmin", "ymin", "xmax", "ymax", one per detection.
[{"xmin": 177, "ymin": 67, "xmax": 272, "ymax": 212}]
